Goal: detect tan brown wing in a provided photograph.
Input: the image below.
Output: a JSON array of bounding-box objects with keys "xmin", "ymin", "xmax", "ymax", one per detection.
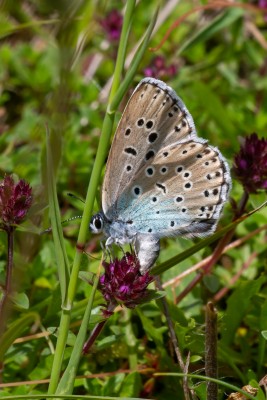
[{"xmin": 102, "ymin": 78, "xmax": 196, "ymax": 217}]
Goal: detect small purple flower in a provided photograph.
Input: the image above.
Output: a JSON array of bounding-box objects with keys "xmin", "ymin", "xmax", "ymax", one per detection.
[
  {"xmin": 100, "ymin": 9, "xmax": 123, "ymax": 42},
  {"xmin": 144, "ymin": 56, "xmax": 177, "ymax": 80},
  {"xmin": 259, "ymin": 0, "xmax": 267, "ymax": 10},
  {"xmin": 0, "ymin": 175, "xmax": 33, "ymax": 227},
  {"xmin": 232, "ymin": 133, "xmax": 267, "ymax": 193},
  {"xmin": 100, "ymin": 252, "xmax": 154, "ymax": 308},
  {"xmin": 259, "ymin": 0, "xmax": 267, "ymax": 20}
]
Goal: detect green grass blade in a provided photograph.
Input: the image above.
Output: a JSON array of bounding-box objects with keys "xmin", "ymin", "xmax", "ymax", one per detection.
[
  {"xmin": 0, "ymin": 395, "xmax": 150, "ymax": 400},
  {"xmin": 46, "ymin": 129, "xmax": 70, "ymax": 305},
  {"xmin": 192, "ymin": 81, "xmax": 236, "ymax": 135},
  {"xmin": 178, "ymin": 7, "xmax": 244, "ymax": 55},
  {"xmin": 155, "ymin": 373, "xmax": 260, "ymax": 400},
  {"xmin": 110, "ymin": 4, "xmax": 160, "ymax": 113},
  {"xmin": 109, "ymin": 0, "xmax": 136, "ymax": 102},
  {"xmin": 0, "ymin": 312, "xmax": 39, "ymax": 362},
  {"xmin": 55, "ymin": 275, "xmax": 99, "ymax": 396}
]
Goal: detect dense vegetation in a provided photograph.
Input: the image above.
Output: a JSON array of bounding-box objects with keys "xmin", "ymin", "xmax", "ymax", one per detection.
[{"xmin": 0, "ymin": 1, "xmax": 267, "ymax": 399}]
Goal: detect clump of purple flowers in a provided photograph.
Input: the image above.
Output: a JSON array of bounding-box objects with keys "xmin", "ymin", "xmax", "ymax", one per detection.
[
  {"xmin": 144, "ymin": 56, "xmax": 177, "ymax": 80},
  {"xmin": 100, "ymin": 9, "xmax": 123, "ymax": 42},
  {"xmin": 259, "ymin": 0, "xmax": 267, "ymax": 20},
  {"xmin": 0, "ymin": 175, "xmax": 32, "ymax": 228},
  {"xmin": 100, "ymin": 252, "xmax": 154, "ymax": 309},
  {"xmin": 232, "ymin": 133, "xmax": 267, "ymax": 193}
]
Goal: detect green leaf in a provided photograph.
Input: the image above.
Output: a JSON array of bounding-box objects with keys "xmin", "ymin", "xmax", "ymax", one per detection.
[
  {"xmin": 0, "ymin": 12, "xmax": 16, "ymax": 39},
  {"xmin": 120, "ymin": 372, "xmax": 142, "ymax": 397},
  {"xmin": 221, "ymin": 276, "xmax": 265, "ymax": 345},
  {"xmin": 203, "ymin": 274, "xmax": 220, "ymax": 293},
  {"xmin": 136, "ymin": 309, "xmax": 166, "ymax": 347},
  {"xmin": 10, "ymin": 292, "xmax": 29, "ymax": 309},
  {"xmin": 103, "ymin": 373, "xmax": 125, "ymax": 396},
  {"xmin": 34, "ymin": 277, "xmax": 53, "ymax": 289},
  {"xmin": 97, "ymin": 335, "xmax": 119, "ymax": 350},
  {"xmin": 139, "ymin": 289, "xmax": 166, "ymax": 304},
  {"xmin": 0, "ymin": 312, "xmax": 39, "ymax": 362},
  {"xmin": 192, "ymin": 81, "xmax": 236, "ymax": 135},
  {"xmin": 179, "ymin": 7, "xmax": 244, "ymax": 55},
  {"xmin": 79, "ymin": 270, "xmax": 96, "ymax": 285},
  {"xmin": 47, "ymin": 327, "xmax": 77, "ymax": 347}
]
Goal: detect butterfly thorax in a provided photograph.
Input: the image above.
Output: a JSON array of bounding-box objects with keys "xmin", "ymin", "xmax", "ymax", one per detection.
[
  {"xmin": 90, "ymin": 211, "xmax": 160, "ymax": 274},
  {"xmin": 90, "ymin": 211, "xmax": 137, "ymax": 246}
]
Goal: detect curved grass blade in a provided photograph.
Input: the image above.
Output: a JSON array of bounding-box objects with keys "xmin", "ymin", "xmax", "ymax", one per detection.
[
  {"xmin": 46, "ymin": 128, "xmax": 70, "ymax": 307},
  {"xmin": 178, "ymin": 7, "xmax": 244, "ymax": 55},
  {"xmin": 0, "ymin": 312, "xmax": 39, "ymax": 363},
  {"xmin": 154, "ymin": 373, "xmax": 260, "ymax": 400},
  {"xmin": 55, "ymin": 274, "xmax": 99, "ymax": 396},
  {"xmin": 110, "ymin": 4, "xmax": 159, "ymax": 113}
]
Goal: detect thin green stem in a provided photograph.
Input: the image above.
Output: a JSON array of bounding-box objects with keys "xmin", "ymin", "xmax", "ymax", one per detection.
[
  {"xmin": 0, "ymin": 227, "xmax": 14, "ymax": 383},
  {"xmin": 110, "ymin": 4, "xmax": 159, "ymax": 113},
  {"xmin": 55, "ymin": 275, "xmax": 100, "ymax": 395},
  {"xmin": 154, "ymin": 373, "xmax": 258, "ymax": 400},
  {"xmin": 48, "ymin": 0, "xmax": 140, "ymax": 393},
  {"xmin": 205, "ymin": 302, "xmax": 218, "ymax": 400},
  {"xmin": 6, "ymin": 228, "xmax": 13, "ymax": 296},
  {"xmin": 47, "ymin": 310, "xmax": 70, "ymax": 394},
  {"xmin": 0, "ymin": 227, "xmax": 14, "ymax": 336},
  {"xmin": 109, "ymin": 0, "xmax": 136, "ymax": 101}
]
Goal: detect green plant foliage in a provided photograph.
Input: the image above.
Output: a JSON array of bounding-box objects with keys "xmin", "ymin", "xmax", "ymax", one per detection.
[{"xmin": 0, "ymin": 1, "xmax": 267, "ymax": 400}]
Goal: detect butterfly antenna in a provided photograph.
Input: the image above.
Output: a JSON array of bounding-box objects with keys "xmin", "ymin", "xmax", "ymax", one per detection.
[
  {"xmin": 41, "ymin": 215, "xmax": 82, "ymax": 235},
  {"xmin": 82, "ymin": 249, "xmax": 101, "ymax": 262}
]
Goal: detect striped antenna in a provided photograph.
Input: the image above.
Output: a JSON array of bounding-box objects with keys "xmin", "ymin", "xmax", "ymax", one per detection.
[
  {"xmin": 42, "ymin": 192, "xmax": 84, "ymax": 234},
  {"xmin": 41, "ymin": 215, "xmax": 82, "ymax": 234}
]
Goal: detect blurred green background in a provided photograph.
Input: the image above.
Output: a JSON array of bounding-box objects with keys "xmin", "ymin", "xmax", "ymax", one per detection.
[{"xmin": 0, "ymin": 1, "xmax": 267, "ymax": 399}]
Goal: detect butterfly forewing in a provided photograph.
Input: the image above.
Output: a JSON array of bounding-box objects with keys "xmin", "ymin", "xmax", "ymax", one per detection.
[{"xmin": 102, "ymin": 78, "xmax": 197, "ymax": 217}]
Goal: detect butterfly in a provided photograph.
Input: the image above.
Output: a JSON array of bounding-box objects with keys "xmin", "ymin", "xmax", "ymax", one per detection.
[{"xmin": 90, "ymin": 78, "xmax": 231, "ymax": 274}]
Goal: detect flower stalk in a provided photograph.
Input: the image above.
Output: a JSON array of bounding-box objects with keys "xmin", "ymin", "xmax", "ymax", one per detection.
[
  {"xmin": 0, "ymin": 175, "xmax": 32, "ymax": 336},
  {"xmin": 0, "ymin": 227, "xmax": 14, "ymax": 336}
]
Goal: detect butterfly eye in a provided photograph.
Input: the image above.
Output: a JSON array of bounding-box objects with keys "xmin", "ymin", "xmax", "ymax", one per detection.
[{"xmin": 90, "ymin": 214, "xmax": 103, "ymax": 233}]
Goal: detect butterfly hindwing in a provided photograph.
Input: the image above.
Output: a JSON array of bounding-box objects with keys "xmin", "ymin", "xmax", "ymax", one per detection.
[{"xmin": 118, "ymin": 138, "xmax": 231, "ymax": 238}]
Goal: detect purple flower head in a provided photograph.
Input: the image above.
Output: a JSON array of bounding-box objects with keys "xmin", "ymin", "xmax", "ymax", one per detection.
[
  {"xmin": 259, "ymin": 0, "xmax": 267, "ymax": 7},
  {"xmin": 144, "ymin": 56, "xmax": 177, "ymax": 80},
  {"xmin": 232, "ymin": 133, "xmax": 267, "ymax": 193},
  {"xmin": 100, "ymin": 9, "xmax": 123, "ymax": 42},
  {"xmin": 0, "ymin": 175, "xmax": 33, "ymax": 227},
  {"xmin": 100, "ymin": 252, "xmax": 154, "ymax": 309},
  {"xmin": 259, "ymin": 0, "xmax": 267, "ymax": 20}
]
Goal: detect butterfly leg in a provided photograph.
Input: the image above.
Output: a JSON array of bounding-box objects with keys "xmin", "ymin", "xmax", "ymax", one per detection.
[
  {"xmin": 101, "ymin": 240, "xmax": 113, "ymax": 263},
  {"xmin": 117, "ymin": 243, "xmax": 127, "ymax": 258}
]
